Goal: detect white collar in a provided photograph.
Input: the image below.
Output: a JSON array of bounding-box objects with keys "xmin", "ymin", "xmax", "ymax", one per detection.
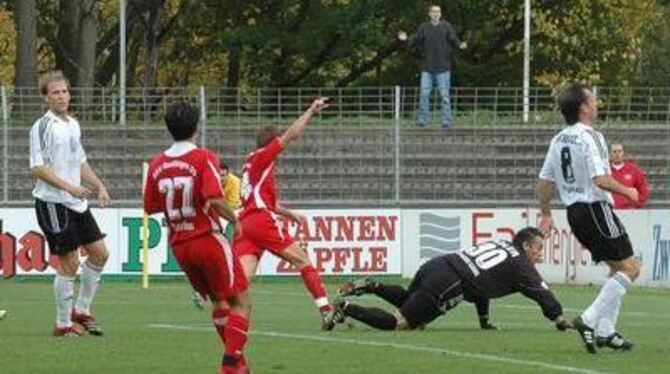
[
  {"xmin": 47, "ymin": 110, "xmax": 71, "ymax": 124},
  {"xmin": 165, "ymin": 141, "xmax": 197, "ymax": 157}
]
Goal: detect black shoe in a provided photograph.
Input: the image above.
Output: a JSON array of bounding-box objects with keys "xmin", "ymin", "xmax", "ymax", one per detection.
[
  {"xmin": 338, "ymin": 277, "xmax": 377, "ymax": 297},
  {"xmin": 597, "ymin": 333, "xmax": 634, "ymax": 351},
  {"xmin": 572, "ymin": 317, "xmax": 597, "ymax": 354}
]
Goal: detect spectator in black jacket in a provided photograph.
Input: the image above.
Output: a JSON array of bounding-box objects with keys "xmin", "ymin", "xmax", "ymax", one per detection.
[{"xmin": 398, "ymin": 5, "xmax": 466, "ymax": 130}]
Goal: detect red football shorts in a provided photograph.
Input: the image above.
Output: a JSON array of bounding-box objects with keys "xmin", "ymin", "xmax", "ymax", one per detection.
[
  {"xmin": 172, "ymin": 232, "xmax": 247, "ymax": 301},
  {"xmin": 234, "ymin": 210, "xmax": 296, "ymax": 259}
]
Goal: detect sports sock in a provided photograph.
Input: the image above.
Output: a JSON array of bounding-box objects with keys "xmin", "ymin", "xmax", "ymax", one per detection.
[
  {"xmin": 299, "ymin": 265, "xmax": 331, "ymax": 313},
  {"xmin": 212, "ymin": 307, "xmax": 230, "ymax": 343},
  {"xmin": 75, "ymin": 259, "xmax": 103, "ymax": 315},
  {"xmin": 582, "ymin": 272, "xmax": 630, "ymax": 330},
  {"xmin": 222, "ymin": 313, "xmax": 249, "ymax": 368},
  {"xmin": 596, "ymin": 272, "xmax": 630, "ymax": 337},
  {"xmin": 54, "ymin": 274, "xmax": 75, "ymax": 328},
  {"xmin": 343, "ymin": 303, "xmax": 397, "ymax": 330},
  {"xmin": 371, "ymin": 283, "xmax": 409, "ymax": 308}
]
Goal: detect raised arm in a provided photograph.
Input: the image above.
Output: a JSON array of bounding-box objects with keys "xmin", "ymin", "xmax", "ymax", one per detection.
[{"xmin": 278, "ymin": 97, "xmax": 329, "ymax": 148}]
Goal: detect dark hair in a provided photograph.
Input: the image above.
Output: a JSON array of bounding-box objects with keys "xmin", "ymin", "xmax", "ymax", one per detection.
[
  {"xmin": 219, "ymin": 159, "xmax": 229, "ymax": 171},
  {"xmin": 557, "ymin": 81, "xmax": 589, "ymax": 125},
  {"xmin": 512, "ymin": 227, "xmax": 543, "ymax": 252},
  {"xmin": 165, "ymin": 101, "xmax": 199, "ymax": 141},
  {"xmin": 256, "ymin": 125, "xmax": 278, "ymax": 148}
]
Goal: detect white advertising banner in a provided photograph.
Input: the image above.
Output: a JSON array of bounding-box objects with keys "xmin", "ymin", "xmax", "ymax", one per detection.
[
  {"xmin": 255, "ymin": 209, "xmax": 402, "ymax": 276},
  {"xmin": 401, "ymin": 208, "xmax": 661, "ymax": 287},
  {"xmin": 1, "ymin": 206, "xmax": 667, "ymax": 286},
  {"xmin": 0, "ymin": 208, "xmax": 402, "ymax": 277},
  {"xmin": 647, "ymin": 210, "xmax": 670, "ymax": 287}
]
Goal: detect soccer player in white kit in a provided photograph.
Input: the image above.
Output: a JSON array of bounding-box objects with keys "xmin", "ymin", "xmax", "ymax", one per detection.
[
  {"xmin": 30, "ymin": 71, "xmax": 111, "ymax": 337},
  {"xmin": 536, "ymin": 82, "xmax": 641, "ymax": 353}
]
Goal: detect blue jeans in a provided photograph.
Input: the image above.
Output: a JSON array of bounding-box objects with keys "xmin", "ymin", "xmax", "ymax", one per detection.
[{"xmin": 418, "ymin": 71, "xmax": 451, "ymax": 126}]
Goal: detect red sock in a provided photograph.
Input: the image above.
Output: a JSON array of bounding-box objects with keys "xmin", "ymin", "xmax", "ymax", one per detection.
[
  {"xmin": 212, "ymin": 307, "xmax": 230, "ymax": 344},
  {"xmin": 222, "ymin": 313, "xmax": 249, "ymax": 367},
  {"xmin": 300, "ymin": 265, "xmax": 331, "ymax": 313}
]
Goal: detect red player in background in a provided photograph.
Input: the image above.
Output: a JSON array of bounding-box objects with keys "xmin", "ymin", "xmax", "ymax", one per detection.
[{"xmin": 610, "ymin": 142, "xmax": 649, "ymax": 209}]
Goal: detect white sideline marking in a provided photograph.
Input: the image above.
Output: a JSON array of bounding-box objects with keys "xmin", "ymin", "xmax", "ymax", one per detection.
[{"xmin": 148, "ymin": 323, "xmax": 611, "ymax": 374}]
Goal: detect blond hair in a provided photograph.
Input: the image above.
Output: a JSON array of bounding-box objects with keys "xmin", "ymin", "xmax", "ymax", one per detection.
[{"xmin": 39, "ymin": 71, "xmax": 70, "ymax": 95}]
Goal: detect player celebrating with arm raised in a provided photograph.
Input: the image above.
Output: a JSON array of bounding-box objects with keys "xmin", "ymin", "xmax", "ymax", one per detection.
[
  {"xmin": 144, "ymin": 102, "xmax": 251, "ymax": 374},
  {"xmin": 329, "ymin": 227, "xmax": 571, "ymax": 333},
  {"xmin": 234, "ymin": 98, "xmax": 337, "ymax": 330}
]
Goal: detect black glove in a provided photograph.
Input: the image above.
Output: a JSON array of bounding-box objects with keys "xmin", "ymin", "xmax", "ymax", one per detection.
[
  {"xmin": 479, "ymin": 317, "xmax": 498, "ymax": 330},
  {"xmin": 555, "ymin": 319, "xmax": 573, "ymax": 331}
]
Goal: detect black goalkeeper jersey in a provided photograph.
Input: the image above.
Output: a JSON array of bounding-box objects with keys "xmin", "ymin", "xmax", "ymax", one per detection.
[{"xmin": 433, "ymin": 239, "xmax": 563, "ymax": 321}]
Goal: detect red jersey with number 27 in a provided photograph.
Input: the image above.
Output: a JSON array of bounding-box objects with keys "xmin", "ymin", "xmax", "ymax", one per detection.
[
  {"xmin": 144, "ymin": 147, "xmax": 225, "ymax": 246},
  {"xmin": 239, "ymin": 137, "xmax": 283, "ymax": 218}
]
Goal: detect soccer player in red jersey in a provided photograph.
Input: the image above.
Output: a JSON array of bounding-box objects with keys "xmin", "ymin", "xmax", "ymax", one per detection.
[
  {"xmin": 235, "ymin": 97, "xmax": 337, "ymax": 329},
  {"xmin": 144, "ymin": 102, "xmax": 251, "ymax": 374}
]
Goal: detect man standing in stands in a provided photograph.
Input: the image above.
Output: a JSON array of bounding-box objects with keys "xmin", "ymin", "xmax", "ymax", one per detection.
[
  {"xmin": 398, "ymin": 4, "xmax": 467, "ymax": 131},
  {"xmin": 610, "ymin": 142, "xmax": 649, "ymax": 209}
]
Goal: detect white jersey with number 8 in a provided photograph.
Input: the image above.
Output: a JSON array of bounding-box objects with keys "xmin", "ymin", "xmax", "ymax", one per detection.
[{"xmin": 539, "ymin": 122, "xmax": 613, "ymax": 206}]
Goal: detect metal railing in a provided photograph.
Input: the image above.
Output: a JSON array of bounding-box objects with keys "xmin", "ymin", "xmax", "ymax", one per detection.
[{"xmin": 1, "ymin": 85, "xmax": 669, "ymax": 206}]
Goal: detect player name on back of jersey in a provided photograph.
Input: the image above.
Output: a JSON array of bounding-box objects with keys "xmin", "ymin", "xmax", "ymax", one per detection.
[
  {"xmin": 172, "ymin": 221, "xmax": 195, "ymax": 232},
  {"xmin": 557, "ymin": 134, "xmax": 579, "ymax": 145},
  {"xmin": 151, "ymin": 159, "xmax": 197, "ymax": 180}
]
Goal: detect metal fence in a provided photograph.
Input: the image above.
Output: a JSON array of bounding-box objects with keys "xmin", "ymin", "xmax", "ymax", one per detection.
[{"xmin": 1, "ymin": 86, "xmax": 669, "ymax": 206}]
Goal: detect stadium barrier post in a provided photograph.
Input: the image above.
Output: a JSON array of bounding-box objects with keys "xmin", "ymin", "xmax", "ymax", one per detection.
[
  {"xmin": 199, "ymin": 86, "xmax": 207, "ymax": 148},
  {"xmin": 141, "ymin": 161, "xmax": 150, "ymax": 289},
  {"xmin": 394, "ymin": 85, "xmax": 401, "ymax": 204},
  {"xmin": 1, "ymin": 85, "xmax": 8, "ymax": 204}
]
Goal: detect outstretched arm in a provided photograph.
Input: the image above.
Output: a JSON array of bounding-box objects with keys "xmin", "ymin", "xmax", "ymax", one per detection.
[
  {"xmin": 279, "ymin": 97, "xmax": 329, "ymax": 148},
  {"xmin": 474, "ymin": 298, "xmax": 496, "ymax": 330}
]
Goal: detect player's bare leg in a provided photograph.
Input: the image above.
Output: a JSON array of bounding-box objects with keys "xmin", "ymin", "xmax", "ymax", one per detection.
[
  {"xmin": 70, "ymin": 239, "xmax": 108, "ymax": 336},
  {"xmin": 239, "ymin": 255, "xmax": 260, "ymax": 282},
  {"xmin": 278, "ymin": 242, "xmax": 335, "ymax": 330},
  {"xmin": 53, "ymin": 251, "xmax": 81, "ymax": 337}
]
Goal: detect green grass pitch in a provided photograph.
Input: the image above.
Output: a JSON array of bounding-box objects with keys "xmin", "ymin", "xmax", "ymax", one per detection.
[{"xmin": 1, "ymin": 278, "xmax": 669, "ymax": 373}]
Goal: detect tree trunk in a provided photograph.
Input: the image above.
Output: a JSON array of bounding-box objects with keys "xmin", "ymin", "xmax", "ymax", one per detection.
[
  {"xmin": 13, "ymin": 0, "xmax": 38, "ymax": 116},
  {"xmin": 143, "ymin": 0, "xmax": 163, "ymax": 89},
  {"xmin": 56, "ymin": 0, "xmax": 80, "ymax": 86},
  {"xmin": 76, "ymin": 0, "xmax": 99, "ymax": 116}
]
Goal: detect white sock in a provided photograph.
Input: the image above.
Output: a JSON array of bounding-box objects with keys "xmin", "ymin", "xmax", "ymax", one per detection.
[
  {"xmin": 54, "ymin": 274, "xmax": 75, "ymax": 328},
  {"xmin": 75, "ymin": 259, "xmax": 103, "ymax": 316},
  {"xmin": 582, "ymin": 272, "xmax": 630, "ymax": 330},
  {"xmin": 596, "ymin": 272, "xmax": 630, "ymax": 337}
]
